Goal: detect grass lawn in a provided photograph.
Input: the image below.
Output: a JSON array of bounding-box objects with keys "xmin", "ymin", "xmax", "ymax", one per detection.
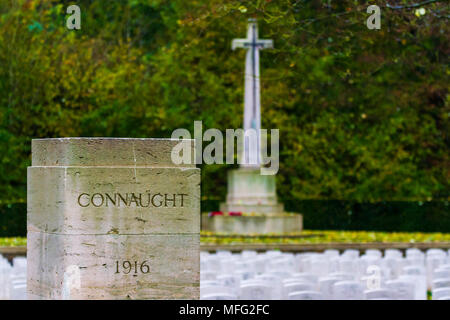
[
  {"xmin": 0, "ymin": 237, "xmax": 26, "ymax": 247},
  {"xmin": 2, "ymin": 230, "xmax": 450, "ymax": 247},
  {"xmin": 200, "ymin": 230, "xmax": 450, "ymax": 245}
]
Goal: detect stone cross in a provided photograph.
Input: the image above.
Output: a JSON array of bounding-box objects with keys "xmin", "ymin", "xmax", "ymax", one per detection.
[{"xmin": 232, "ymin": 18, "xmax": 273, "ymax": 167}]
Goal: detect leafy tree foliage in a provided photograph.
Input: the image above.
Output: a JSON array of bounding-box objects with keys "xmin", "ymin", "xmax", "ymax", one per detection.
[{"xmin": 0, "ymin": 0, "xmax": 448, "ymax": 203}]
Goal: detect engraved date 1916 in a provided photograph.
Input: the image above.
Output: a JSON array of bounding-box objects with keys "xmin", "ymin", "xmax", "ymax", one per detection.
[{"xmin": 115, "ymin": 261, "xmax": 150, "ymax": 274}]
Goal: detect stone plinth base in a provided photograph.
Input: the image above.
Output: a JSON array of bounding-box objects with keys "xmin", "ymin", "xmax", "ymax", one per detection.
[
  {"xmin": 220, "ymin": 168, "xmax": 284, "ymax": 214},
  {"xmin": 219, "ymin": 203, "xmax": 284, "ymax": 216},
  {"xmin": 201, "ymin": 213, "xmax": 302, "ymax": 235},
  {"xmin": 214, "ymin": 167, "xmax": 300, "ymax": 234}
]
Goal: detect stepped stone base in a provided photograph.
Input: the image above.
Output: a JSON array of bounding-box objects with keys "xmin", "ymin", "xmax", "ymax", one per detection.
[
  {"xmin": 219, "ymin": 203, "xmax": 284, "ymax": 215},
  {"xmin": 204, "ymin": 168, "xmax": 302, "ymax": 234},
  {"xmin": 202, "ymin": 213, "xmax": 302, "ymax": 235},
  {"xmin": 220, "ymin": 168, "xmax": 283, "ymax": 214}
]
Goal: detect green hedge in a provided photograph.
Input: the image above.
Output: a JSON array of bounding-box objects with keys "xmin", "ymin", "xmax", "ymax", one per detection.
[
  {"xmin": 203, "ymin": 200, "xmax": 450, "ymax": 233},
  {"xmin": 2, "ymin": 200, "xmax": 449, "ymax": 237},
  {"xmin": 0, "ymin": 1, "xmax": 448, "ymax": 205},
  {"xmin": 0, "ymin": 203, "xmax": 26, "ymax": 237},
  {"xmin": 291, "ymin": 200, "xmax": 450, "ymax": 233}
]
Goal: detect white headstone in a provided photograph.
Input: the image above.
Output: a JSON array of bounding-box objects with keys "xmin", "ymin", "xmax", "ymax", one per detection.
[
  {"xmin": 240, "ymin": 283, "xmax": 272, "ymax": 300},
  {"xmin": 318, "ymin": 277, "xmax": 341, "ymax": 300},
  {"xmin": 402, "ymin": 266, "xmax": 427, "ymax": 300},
  {"xmin": 385, "ymin": 249, "xmax": 402, "ymax": 259},
  {"xmin": 200, "ymin": 285, "xmax": 232, "ymax": 298},
  {"xmin": 364, "ymin": 288, "xmax": 395, "ymax": 300},
  {"xmin": 202, "ymin": 293, "xmax": 237, "ymax": 300},
  {"xmin": 333, "ymin": 281, "xmax": 364, "ymax": 300},
  {"xmin": 432, "ymin": 287, "xmax": 450, "ymax": 300},
  {"xmin": 288, "ymin": 291, "xmax": 323, "ymax": 300},
  {"xmin": 432, "ymin": 278, "xmax": 450, "ymax": 290},
  {"xmin": 386, "ymin": 279, "xmax": 415, "ymax": 300},
  {"xmin": 283, "ymin": 282, "xmax": 316, "ymax": 299}
]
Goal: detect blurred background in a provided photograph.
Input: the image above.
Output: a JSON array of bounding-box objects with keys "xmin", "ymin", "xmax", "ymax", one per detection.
[{"xmin": 0, "ymin": 0, "xmax": 448, "ymax": 238}]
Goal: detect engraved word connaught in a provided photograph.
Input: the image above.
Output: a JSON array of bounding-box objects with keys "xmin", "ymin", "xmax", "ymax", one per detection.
[{"xmin": 77, "ymin": 192, "xmax": 188, "ymax": 208}]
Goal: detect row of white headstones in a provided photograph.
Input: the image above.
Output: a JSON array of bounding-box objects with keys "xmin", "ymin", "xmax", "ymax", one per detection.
[
  {"xmin": 201, "ymin": 248, "xmax": 450, "ymax": 300},
  {"xmin": 0, "ymin": 255, "xmax": 26, "ymax": 300},
  {"xmin": 2, "ymin": 248, "xmax": 450, "ymax": 300}
]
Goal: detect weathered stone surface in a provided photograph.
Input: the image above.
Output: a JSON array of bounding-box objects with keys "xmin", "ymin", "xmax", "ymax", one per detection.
[
  {"xmin": 28, "ymin": 167, "xmax": 200, "ymax": 235},
  {"xmin": 214, "ymin": 168, "xmax": 302, "ymax": 234},
  {"xmin": 220, "ymin": 168, "xmax": 284, "ymax": 214},
  {"xmin": 27, "ymin": 232, "xmax": 199, "ymax": 300},
  {"xmin": 32, "ymin": 138, "xmax": 194, "ymax": 167},
  {"xmin": 201, "ymin": 213, "xmax": 302, "ymax": 235},
  {"xmin": 27, "ymin": 138, "xmax": 200, "ymax": 300},
  {"xmin": 219, "ymin": 203, "xmax": 284, "ymax": 215}
]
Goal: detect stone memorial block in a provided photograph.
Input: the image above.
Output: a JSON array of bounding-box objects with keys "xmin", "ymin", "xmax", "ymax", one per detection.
[{"xmin": 27, "ymin": 138, "xmax": 200, "ymax": 299}]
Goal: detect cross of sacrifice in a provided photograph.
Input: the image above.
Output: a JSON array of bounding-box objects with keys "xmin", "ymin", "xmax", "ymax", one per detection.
[{"xmin": 232, "ymin": 18, "xmax": 273, "ymax": 167}]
